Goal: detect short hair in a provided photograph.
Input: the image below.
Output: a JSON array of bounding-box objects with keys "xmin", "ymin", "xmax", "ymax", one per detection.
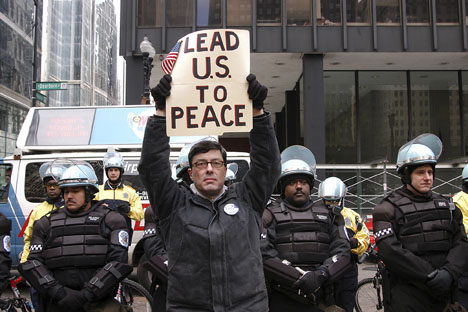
[{"xmin": 189, "ymin": 140, "xmax": 227, "ymax": 167}]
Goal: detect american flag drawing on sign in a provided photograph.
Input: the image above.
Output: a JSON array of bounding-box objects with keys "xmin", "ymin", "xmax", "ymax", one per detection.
[{"xmin": 161, "ymin": 41, "xmax": 182, "ymax": 75}]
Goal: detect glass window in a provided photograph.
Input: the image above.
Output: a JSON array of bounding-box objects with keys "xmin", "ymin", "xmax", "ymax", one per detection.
[
  {"xmin": 462, "ymin": 71, "xmax": 468, "ymax": 157},
  {"xmin": 410, "ymin": 71, "xmax": 460, "ymax": 160},
  {"xmin": 406, "ymin": 0, "xmax": 430, "ymax": 24},
  {"xmin": 197, "ymin": 0, "xmax": 221, "ymax": 27},
  {"xmin": 257, "ymin": 0, "xmax": 281, "ymax": 25},
  {"xmin": 324, "ymin": 72, "xmax": 357, "ymax": 163},
  {"xmin": 359, "ymin": 72, "xmax": 408, "ymax": 163},
  {"xmin": 167, "ymin": 0, "xmax": 193, "ymax": 27},
  {"xmin": 318, "ymin": 0, "xmax": 341, "ymax": 25},
  {"xmin": 287, "ymin": 0, "xmax": 311, "ymax": 26},
  {"xmin": 0, "ymin": 164, "xmax": 12, "ymax": 203},
  {"xmin": 376, "ymin": 0, "xmax": 400, "ymax": 24},
  {"xmin": 227, "ymin": 0, "xmax": 252, "ymax": 26},
  {"xmin": 436, "ymin": 0, "xmax": 459, "ymax": 24},
  {"xmin": 347, "ymin": 0, "xmax": 371, "ymax": 24},
  {"xmin": 137, "ymin": 0, "xmax": 162, "ymax": 27}
]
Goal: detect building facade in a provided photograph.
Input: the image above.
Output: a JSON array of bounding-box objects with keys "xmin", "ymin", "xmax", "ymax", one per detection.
[
  {"xmin": 120, "ymin": 0, "xmax": 468, "ymax": 208},
  {"xmin": 41, "ymin": 0, "xmax": 119, "ymax": 107},
  {"xmin": 0, "ymin": 1, "xmax": 40, "ymax": 157}
]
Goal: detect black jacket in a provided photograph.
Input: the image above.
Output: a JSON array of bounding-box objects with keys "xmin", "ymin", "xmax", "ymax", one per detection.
[
  {"xmin": 138, "ymin": 113, "xmax": 281, "ymax": 311},
  {"xmin": 373, "ymin": 186, "xmax": 468, "ymax": 285}
]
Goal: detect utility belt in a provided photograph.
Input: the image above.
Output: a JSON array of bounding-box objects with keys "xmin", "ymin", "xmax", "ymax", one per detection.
[{"xmin": 267, "ymin": 279, "xmax": 335, "ymax": 307}]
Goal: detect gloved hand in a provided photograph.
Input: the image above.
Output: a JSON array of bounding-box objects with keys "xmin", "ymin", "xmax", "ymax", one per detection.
[
  {"xmin": 56, "ymin": 287, "xmax": 94, "ymax": 309},
  {"xmin": 292, "ymin": 269, "xmax": 328, "ymax": 295},
  {"xmin": 151, "ymin": 74, "xmax": 172, "ymax": 110},
  {"xmin": 427, "ymin": 269, "xmax": 453, "ymax": 296},
  {"xmin": 349, "ymin": 237, "xmax": 359, "ymax": 249},
  {"xmin": 246, "ymin": 74, "xmax": 268, "ymax": 110}
]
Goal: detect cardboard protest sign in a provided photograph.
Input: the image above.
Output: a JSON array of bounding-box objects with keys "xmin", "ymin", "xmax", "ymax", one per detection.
[{"xmin": 164, "ymin": 29, "xmax": 251, "ymax": 136}]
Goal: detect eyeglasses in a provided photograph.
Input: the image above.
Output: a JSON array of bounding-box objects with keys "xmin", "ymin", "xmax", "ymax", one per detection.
[
  {"xmin": 46, "ymin": 183, "xmax": 59, "ymax": 188},
  {"xmin": 192, "ymin": 160, "xmax": 225, "ymax": 169}
]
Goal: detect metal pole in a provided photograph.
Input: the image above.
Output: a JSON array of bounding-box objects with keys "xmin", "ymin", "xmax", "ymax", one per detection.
[
  {"xmin": 142, "ymin": 52, "xmax": 153, "ymax": 104},
  {"xmin": 32, "ymin": 0, "xmax": 39, "ymax": 107}
]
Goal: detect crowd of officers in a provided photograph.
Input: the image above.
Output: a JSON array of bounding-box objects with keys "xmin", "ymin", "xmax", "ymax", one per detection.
[{"xmin": 0, "ymin": 73, "xmax": 467, "ymax": 312}]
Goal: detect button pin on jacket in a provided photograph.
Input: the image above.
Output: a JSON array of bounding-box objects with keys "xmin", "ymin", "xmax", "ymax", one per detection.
[{"xmin": 224, "ymin": 203, "xmax": 239, "ymax": 216}]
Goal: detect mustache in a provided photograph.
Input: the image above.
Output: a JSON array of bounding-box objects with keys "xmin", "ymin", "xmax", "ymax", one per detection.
[
  {"xmin": 66, "ymin": 199, "xmax": 76, "ymax": 204},
  {"xmin": 294, "ymin": 191, "xmax": 306, "ymax": 196}
]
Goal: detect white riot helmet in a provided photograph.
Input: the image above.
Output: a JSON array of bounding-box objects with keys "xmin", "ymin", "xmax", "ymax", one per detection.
[
  {"xmin": 318, "ymin": 177, "xmax": 347, "ymax": 202},
  {"xmin": 462, "ymin": 164, "xmax": 468, "ymax": 183},
  {"xmin": 176, "ymin": 143, "xmax": 191, "ymax": 179},
  {"xmin": 39, "ymin": 162, "xmax": 65, "ymax": 184},
  {"xmin": 58, "ymin": 160, "xmax": 99, "ymax": 194},
  {"xmin": 318, "ymin": 177, "xmax": 347, "ymax": 214},
  {"xmin": 225, "ymin": 163, "xmax": 238, "ymax": 186},
  {"xmin": 103, "ymin": 147, "xmax": 124, "ymax": 183},
  {"xmin": 279, "ymin": 145, "xmax": 317, "ymax": 195},
  {"xmin": 396, "ymin": 133, "xmax": 442, "ymax": 185}
]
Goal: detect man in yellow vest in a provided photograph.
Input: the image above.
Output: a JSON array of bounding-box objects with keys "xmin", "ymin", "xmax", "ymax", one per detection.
[
  {"xmin": 318, "ymin": 177, "xmax": 370, "ymax": 312},
  {"xmin": 21, "ymin": 163, "xmax": 64, "ymax": 263},
  {"xmin": 94, "ymin": 149, "xmax": 144, "ymax": 223},
  {"xmin": 453, "ymin": 163, "xmax": 468, "ymax": 309}
]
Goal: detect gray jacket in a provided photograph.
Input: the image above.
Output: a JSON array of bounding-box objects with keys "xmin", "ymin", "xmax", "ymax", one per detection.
[{"xmin": 138, "ymin": 113, "xmax": 281, "ymax": 311}]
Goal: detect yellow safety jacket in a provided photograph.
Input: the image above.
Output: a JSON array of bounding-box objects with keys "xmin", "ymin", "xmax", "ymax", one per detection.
[
  {"xmin": 453, "ymin": 191, "xmax": 468, "ymax": 236},
  {"xmin": 94, "ymin": 181, "xmax": 144, "ymax": 221},
  {"xmin": 21, "ymin": 200, "xmax": 63, "ymax": 263},
  {"xmin": 341, "ymin": 207, "xmax": 370, "ymax": 256}
]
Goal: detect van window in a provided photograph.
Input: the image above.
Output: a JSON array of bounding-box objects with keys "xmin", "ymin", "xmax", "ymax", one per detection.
[
  {"xmin": 0, "ymin": 164, "xmax": 12, "ymax": 202},
  {"xmin": 25, "ymin": 161, "xmax": 104, "ymax": 203}
]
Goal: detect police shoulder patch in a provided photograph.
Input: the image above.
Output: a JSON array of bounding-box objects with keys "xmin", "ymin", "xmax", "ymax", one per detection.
[
  {"xmin": 118, "ymin": 230, "xmax": 129, "ymax": 248},
  {"xmin": 3, "ymin": 235, "xmax": 10, "ymax": 253}
]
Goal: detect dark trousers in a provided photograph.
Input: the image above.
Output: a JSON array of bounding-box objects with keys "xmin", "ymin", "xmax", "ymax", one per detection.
[
  {"xmin": 268, "ymin": 288, "xmax": 323, "ymax": 312},
  {"xmin": 333, "ymin": 263, "xmax": 358, "ymax": 312},
  {"xmin": 385, "ymin": 281, "xmax": 448, "ymax": 312},
  {"xmin": 458, "ymin": 274, "xmax": 468, "ymax": 310}
]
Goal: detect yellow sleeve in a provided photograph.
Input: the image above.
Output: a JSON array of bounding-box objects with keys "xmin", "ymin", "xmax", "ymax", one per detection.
[
  {"xmin": 20, "ymin": 204, "xmax": 42, "ymax": 263},
  {"xmin": 454, "ymin": 192, "xmax": 468, "ymax": 237},
  {"xmin": 127, "ymin": 187, "xmax": 144, "ymax": 221},
  {"xmin": 93, "ymin": 185, "xmax": 105, "ymax": 201},
  {"xmin": 346, "ymin": 208, "xmax": 370, "ymax": 256}
]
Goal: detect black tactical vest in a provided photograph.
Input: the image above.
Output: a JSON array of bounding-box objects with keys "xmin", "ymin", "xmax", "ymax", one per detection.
[
  {"xmin": 386, "ymin": 192, "xmax": 454, "ymax": 256},
  {"xmin": 267, "ymin": 200, "xmax": 332, "ymax": 269},
  {"xmin": 43, "ymin": 205, "xmax": 110, "ymax": 269}
]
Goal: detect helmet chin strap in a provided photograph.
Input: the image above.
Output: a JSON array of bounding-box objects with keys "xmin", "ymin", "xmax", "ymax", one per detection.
[{"xmin": 68, "ymin": 187, "xmax": 94, "ymax": 213}]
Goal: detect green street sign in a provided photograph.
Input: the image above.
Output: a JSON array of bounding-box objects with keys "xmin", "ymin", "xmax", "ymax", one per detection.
[
  {"xmin": 34, "ymin": 91, "xmax": 47, "ymax": 104},
  {"xmin": 36, "ymin": 81, "xmax": 67, "ymax": 91}
]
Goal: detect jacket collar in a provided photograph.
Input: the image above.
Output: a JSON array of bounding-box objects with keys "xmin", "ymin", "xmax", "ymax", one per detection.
[
  {"xmin": 104, "ymin": 180, "xmax": 123, "ymax": 190},
  {"xmin": 190, "ymin": 184, "xmax": 228, "ymax": 203}
]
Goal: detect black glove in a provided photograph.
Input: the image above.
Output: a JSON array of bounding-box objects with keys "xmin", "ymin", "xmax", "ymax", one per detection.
[
  {"xmin": 55, "ymin": 287, "xmax": 93, "ymax": 309},
  {"xmin": 292, "ymin": 269, "xmax": 328, "ymax": 295},
  {"xmin": 246, "ymin": 74, "xmax": 268, "ymax": 110},
  {"xmin": 427, "ymin": 269, "xmax": 453, "ymax": 296},
  {"xmin": 349, "ymin": 237, "xmax": 359, "ymax": 249},
  {"xmin": 151, "ymin": 74, "xmax": 172, "ymax": 110}
]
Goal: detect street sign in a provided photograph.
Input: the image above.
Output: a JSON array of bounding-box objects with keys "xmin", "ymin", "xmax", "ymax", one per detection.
[
  {"xmin": 34, "ymin": 91, "xmax": 47, "ymax": 104},
  {"xmin": 36, "ymin": 81, "xmax": 67, "ymax": 91}
]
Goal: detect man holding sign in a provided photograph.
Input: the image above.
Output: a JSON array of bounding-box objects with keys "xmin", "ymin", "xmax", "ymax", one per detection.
[{"xmin": 139, "ymin": 28, "xmax": 280, "ymax": 312}]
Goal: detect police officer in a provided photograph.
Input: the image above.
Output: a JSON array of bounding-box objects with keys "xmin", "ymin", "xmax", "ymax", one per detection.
[
  {"xmin": 0, "ymin": 211, "xmax": 11, "ymax": 296},
  {"xmin": 318, "ymin": 177, "xmax": 370, "ymax": 312},
  {"xmin": 139, "ymin": 74, "xmax": 280, "ymax": 311},
  {"xmin": 373, "ymin": 134, "xmax": 468, "ymax": 311},
  {"xmin": 21, "ymin": 162, "xmax": 64, "ymax": 263},
  {"xmin": 262, "ymin": 145, "xmax": 351, "ymax": 312},
  {"xmin": 453, "ymin": 163, "xmax": 468, "ymax": 309},
  {"xmin": 95, "ymin": 148, "xmax": 144, "ymax": 222},
  {"xmin": 141, "ymin": 206, "xmax": 168, "ymax": 311},
  {"xmin": 175, "ymin": 143, "xmax": 193, "ymax": 187},
  {"xmin": 18, "ymin": 160, "xmax": 132, "ymax": 312}
]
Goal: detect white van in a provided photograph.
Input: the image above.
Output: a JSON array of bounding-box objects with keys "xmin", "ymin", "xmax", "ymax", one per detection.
[{"xmin": 0, "ymin": 105, "xmax": 250, "ymax": 267}]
